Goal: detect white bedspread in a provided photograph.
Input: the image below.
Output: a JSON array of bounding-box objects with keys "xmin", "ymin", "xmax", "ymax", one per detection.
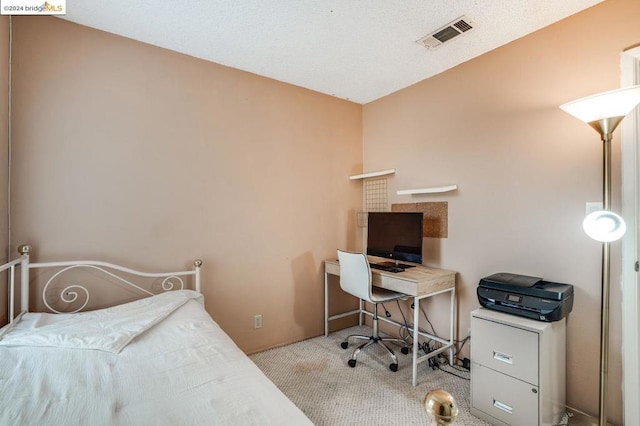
[
  {"xmin": 0, "ymin": 291, "xmax": 313, "ymax": 425},
  {"xmin": 0, "ymin": 290, "xmax": 202, "ymax": 353}
]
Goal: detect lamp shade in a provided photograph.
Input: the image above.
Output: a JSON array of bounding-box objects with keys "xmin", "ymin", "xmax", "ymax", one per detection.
[
  {"xmin": 560, "ymin": 85, "xmax": 640, "ymax": 123},
  {"xmin": 583, "ymin": 210, "xmax": 626, "ymax": 242}
]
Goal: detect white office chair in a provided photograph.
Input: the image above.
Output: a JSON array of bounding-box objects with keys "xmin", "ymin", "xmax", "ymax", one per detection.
[{"xmin": 337, "ymin": 250, "xmax": 409, "ymax": 372}]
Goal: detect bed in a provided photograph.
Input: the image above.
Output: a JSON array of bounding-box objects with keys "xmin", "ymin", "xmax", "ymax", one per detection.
[{"xmin": 0, "ymin": 245, "xmax": 312, "ymax": 425}]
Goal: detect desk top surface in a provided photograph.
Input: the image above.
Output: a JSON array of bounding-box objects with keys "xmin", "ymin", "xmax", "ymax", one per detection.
[{"xmin": 324, "ymin": 257, "xmax": 456, "ymax": 297}]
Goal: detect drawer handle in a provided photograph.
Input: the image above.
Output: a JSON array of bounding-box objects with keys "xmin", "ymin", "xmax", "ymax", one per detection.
[
  {"xmin": 493, "ymin": 399, "xmax": 513, "ymax": 415},
  {"xmin": 493, "ymin": 351, "xmax": 513, "ymax": 364}
]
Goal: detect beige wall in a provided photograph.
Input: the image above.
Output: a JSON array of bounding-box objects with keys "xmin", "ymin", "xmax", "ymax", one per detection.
[
  {"xmin": 0, "ymin": 16, "xmax": 8, "ymax": 325},
  {"xmin": 10, "ymin": 16, "xmax": 362, "ymax": 352},
  {"xmin": 7, "ymin": 2, "xmax": 638, "ymax": 423},
  {"xmin": 363, "ymin": 0, "xmax": 639, "ymax": 422}
]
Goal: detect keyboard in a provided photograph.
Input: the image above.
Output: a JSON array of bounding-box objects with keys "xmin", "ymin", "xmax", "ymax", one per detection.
[{"xmin": 370, "ymin": 263, "xmax": 404, "ymax": 273}]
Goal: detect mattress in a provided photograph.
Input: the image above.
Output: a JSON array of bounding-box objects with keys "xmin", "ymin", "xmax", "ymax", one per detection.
[{"xmin": 0, "ymin": 290, "xmax": 312, "ymax": 425}]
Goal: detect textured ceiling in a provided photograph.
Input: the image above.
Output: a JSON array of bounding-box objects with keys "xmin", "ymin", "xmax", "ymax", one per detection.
[{"xmin": 61, "ymin": 0, "xmax": 604, "ymax": 104}]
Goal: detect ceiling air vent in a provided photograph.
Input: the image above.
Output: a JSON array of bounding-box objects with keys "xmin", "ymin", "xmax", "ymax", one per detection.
[{"xmin": 416, "ymin": 16, "xmax": 475, "ymax": 50}]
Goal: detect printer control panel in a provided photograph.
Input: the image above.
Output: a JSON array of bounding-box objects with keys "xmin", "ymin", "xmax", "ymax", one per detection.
[{"xmin": 506, "ymin": 294, "xmax": 522, "ymax": 303}]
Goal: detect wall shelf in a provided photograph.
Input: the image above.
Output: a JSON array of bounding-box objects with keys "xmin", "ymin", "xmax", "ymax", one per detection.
[
  {"xmin": 349, "ymin": 168, "xmax": 395, "ymax": 180},
  {"xmin": 396, "ymin": 184, "xmax": 457, "ymax": 195}
]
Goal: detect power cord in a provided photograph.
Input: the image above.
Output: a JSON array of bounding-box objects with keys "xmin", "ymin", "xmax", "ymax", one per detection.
[
  {"xmin": 413, "ymin": 301, "xmax": 473, "ymax": 368},
  {"xmin": 380, "ymin": 302, "xmax": 392, "ymax": 318},
  {"xmin": 553, "ymin": 412, "xmax": 572, "ymax": 426},
  {"xmin": 395, "ymin": 301, "xmax": 471, "ymax": 372},
  {"xmin": 453, "ymin": 335, "xmax": 470, "ymax": 364},
  {"xmin": 394, "ymin": 300, "xmax": 440, "ymax": 350},
  {"xmin": 419, "ymin": 304, "xmax": 438, "ymax": 337},
  {"xmin": 434, "ymin": 362, "xmax": 471, "ymax": 381},
  {"xmin": 394, "ymin": 299, "xmax": 414, "ymax": 346},
  {"xmin": 387, "ymin": 299, "xmax": 471, "ymax": 370}
]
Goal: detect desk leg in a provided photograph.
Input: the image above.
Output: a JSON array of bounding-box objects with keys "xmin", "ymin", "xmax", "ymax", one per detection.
[
  {"xmin": 324, "ymin": 271, "xmax": 329, "ymax": 337},
  {"xmin": 449, "ymin": 287, "xmax": 456, "ymax": 366},
  {"xmin": 412, "ymin": 295, "xmax": 420, "ymax": 387}
]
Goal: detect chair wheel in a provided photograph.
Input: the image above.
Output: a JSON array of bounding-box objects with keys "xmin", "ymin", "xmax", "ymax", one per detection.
[
  {"xmin": 389, "ymin": 363, "xmax": 398, "ymax": 372},
  {"xmin": 348, "ymin": 359, "xmax": 357, "ymax": 368},
  {"xmin": 341, "ymin": 341, "xmax": 349, "ymax": 349},
  {"xmin": 401, "ymin": 347, "xmax": 409, "ymax": 355}
]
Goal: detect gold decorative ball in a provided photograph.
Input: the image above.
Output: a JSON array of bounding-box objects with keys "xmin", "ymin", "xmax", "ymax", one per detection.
[{"xmin": 424, "ymin": 389, "xmax": 458, "ymax": 425}]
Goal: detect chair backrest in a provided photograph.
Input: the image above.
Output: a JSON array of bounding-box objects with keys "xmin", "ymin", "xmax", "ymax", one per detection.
[{"xmin": 337, "ymin": 250, "xmax": 372, "ymax": 302}]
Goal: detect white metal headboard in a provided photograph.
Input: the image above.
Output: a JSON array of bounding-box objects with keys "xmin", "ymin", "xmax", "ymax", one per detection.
[{"xmin": 6, "ymin": 244, "xmax": 202, "ymax": 323}]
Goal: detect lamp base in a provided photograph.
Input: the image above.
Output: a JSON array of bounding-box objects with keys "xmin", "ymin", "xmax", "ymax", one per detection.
[{"xmin": 424, "ymin": 389, "xmax": 458, "ymax": 425}]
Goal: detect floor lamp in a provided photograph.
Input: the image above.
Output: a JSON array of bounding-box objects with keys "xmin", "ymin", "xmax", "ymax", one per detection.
[{"xmin": 560, "ymin": 85, "xmax": 640, "ymax": 425}]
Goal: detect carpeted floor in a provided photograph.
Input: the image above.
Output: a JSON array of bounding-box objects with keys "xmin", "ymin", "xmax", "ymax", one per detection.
[{"xmin": 250, "ymin": 326, "xmax": 491, "ymax": 425}]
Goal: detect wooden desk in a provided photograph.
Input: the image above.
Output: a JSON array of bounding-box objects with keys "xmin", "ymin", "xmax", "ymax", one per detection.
[{"xmin": 324, "ymin": 258, "xmax": 456, "ymax": 386}]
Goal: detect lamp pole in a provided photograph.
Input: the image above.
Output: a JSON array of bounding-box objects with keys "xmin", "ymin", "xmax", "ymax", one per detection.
[
  {"xmin": 591, "ymin": 117, "xmax": 623, "ymax": 426},
  {"xmin": 599, "ymin": 130, "xmax": 612, "ymax": 426},
  {"xmin": 561, "ymin": 86, "xmax": 640, "ymax": 426}
]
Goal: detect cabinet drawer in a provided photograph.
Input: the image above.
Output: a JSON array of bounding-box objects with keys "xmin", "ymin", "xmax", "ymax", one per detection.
[
  {"xmin": 471, "ymin": 315, "xmax": 539, "ymax": 385},
  {"xmin": 472, "ymin": 362, "xmax": 539, "ymax": 426}
]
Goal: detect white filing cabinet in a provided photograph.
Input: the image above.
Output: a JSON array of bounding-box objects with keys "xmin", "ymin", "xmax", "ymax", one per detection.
[{"xmin": 470, "ymin": 308, "xmax": 566, "ymax": 426}]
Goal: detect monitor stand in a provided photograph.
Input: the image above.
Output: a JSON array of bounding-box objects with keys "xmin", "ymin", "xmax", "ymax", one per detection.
[{"xmin": 378, "ymin": 261, "xmax": 417, "ymax": 269}]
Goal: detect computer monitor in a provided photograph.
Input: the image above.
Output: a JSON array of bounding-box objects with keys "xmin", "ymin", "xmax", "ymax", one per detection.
[{"xmin": 366, "ymin": 212, "xmax": 424, "ymax": 267}]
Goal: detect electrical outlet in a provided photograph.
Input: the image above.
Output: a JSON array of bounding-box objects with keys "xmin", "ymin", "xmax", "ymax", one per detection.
[{"xmin": 254, "ymin": 314, "xmax": 262, "ymax": 329}]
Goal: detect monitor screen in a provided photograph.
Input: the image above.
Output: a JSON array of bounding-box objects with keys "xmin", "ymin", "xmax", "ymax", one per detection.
[{"xmin": 366, "ymin": 212, "xmax": 424, "ymax": 265}]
